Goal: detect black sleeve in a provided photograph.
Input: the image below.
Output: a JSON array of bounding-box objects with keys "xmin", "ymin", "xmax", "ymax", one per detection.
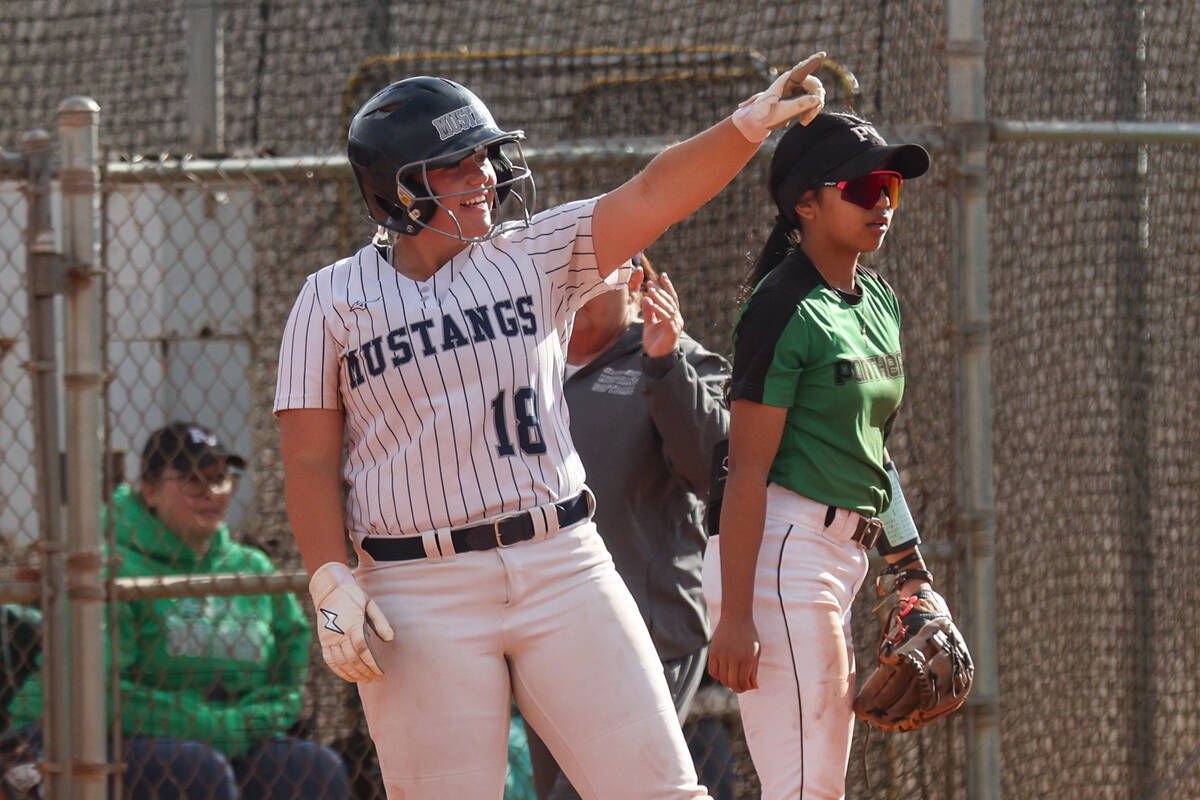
[
  {"xmin": 728, "ymin": 289, "xmax": 800, "ymax": 404},
  {"xmin": 642, "ymin": 337, "xmax": 732, "ymax": 495}
]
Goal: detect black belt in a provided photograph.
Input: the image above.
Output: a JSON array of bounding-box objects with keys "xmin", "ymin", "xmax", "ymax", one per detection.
[
  {"xmin": 710, "ymin": 505, "xmax": 882, "ymax": 551},
  {"xmin": 361, "ymin": 493, "xmax": 590, "ymax": 562}
]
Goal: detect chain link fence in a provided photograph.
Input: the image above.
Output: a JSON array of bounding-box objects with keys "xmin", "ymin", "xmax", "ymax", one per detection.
[
  {"xmin": 2, "ymin": 0, "xmax": 1199, "ymax": 798},
  {"xmin": 0, "ymin": 145, "xmax": 44, "ymax": 799},
  {"xmin": 0, "ymin": 133, "xmax": 45, "ymax": 769}
]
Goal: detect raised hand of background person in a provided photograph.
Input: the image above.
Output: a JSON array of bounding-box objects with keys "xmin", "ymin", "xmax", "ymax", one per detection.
[{"xmin": 641, "ymin": 273, "xmax": 684, "ymax": 358}]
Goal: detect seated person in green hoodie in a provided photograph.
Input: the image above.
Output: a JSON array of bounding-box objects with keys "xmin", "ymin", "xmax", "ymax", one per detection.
[{"xmin": 7, "ymin": 422, "xmax": 350, "ymax": 800}]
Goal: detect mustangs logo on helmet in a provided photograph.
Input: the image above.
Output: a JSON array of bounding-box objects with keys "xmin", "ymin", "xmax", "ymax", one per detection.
[{"xmin": 432, "ymin": 104, "xmax": 490, "ymax": 141}]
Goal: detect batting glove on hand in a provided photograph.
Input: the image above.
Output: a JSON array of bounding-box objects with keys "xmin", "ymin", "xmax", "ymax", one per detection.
[
  {"xmin": 732, "ymin": 52, "xmax": 827, "ymax": 143},
  {"xmin": 308, "ymin": 561, "xmax": 395, "ymax": 683}
]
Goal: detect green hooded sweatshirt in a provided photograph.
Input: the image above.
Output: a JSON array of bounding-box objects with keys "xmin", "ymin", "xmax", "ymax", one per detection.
[{"xmin": 8, "ymin": 484, "xmax": 311, "ymax": 756}]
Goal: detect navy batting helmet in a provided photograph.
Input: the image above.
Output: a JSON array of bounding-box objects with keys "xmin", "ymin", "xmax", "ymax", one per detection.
[{"xmin": 347, "ymin": 76, "xmax": 534, "ymax": 240}]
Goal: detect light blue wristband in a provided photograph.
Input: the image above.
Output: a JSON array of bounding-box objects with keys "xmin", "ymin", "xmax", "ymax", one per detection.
[{"xmin": 877, "ymin": 462, "xmax": 920, "ymax": 550}]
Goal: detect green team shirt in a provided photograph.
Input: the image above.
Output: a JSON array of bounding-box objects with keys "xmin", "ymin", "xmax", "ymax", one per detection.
[{"xmin": 729, "ymin": 250, "xmax": 904, "ymax": 517}]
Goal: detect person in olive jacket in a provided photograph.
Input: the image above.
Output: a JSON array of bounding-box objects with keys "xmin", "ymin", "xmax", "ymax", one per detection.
[
  {"xmin": 7, "ymin": 422, "xmax": 350, "ymax": 800},
  {"xmin": 525, "ymin": 253, "xmax": 734, "ymax": 800}
]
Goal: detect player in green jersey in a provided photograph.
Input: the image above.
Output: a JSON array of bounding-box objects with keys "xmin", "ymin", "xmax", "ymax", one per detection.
[{"xmin": 702, "ymin": 111, "xmax": 936, "ymax": 799}]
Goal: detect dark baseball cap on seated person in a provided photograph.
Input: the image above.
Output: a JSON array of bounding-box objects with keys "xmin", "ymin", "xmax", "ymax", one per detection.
[
  {"xmin": 770, "ymin": 112, "xmax": 931, "ymax": 224},
  {"xmin": 140, "ymin": 422, "xmax": 247, "ymax": 480}
]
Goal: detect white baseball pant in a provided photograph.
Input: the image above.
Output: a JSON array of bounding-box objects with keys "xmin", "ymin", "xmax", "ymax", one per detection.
[
  {"xmin": 702, "ymin": 483, "xmax": 869, "ymax": 800},
  {"xmin": 355, "ymin": 519, "xmax": 710, "ymax": 800}
]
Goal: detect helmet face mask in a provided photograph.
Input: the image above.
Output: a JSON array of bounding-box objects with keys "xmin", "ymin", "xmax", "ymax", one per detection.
[
  {"xmin": 348, "ymin": 77, "xmax": 536, "ymax": 242},
  {"xmin": 395, "ymin": 137, "xmax": 535, "ymax": 243}
]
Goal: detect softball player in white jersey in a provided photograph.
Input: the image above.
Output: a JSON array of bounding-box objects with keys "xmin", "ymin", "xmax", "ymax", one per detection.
[{"xmin": 275, "ymin": 58, "xmax": 826, "ymax": 800}]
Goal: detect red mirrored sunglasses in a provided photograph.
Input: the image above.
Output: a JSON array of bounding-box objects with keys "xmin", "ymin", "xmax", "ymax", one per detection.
[{"xmin": 818, "ymin": 170, "xmax": 903, "ymax": 210}]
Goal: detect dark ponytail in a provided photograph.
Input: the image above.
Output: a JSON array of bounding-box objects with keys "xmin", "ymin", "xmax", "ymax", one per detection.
[{"xmin": 745, "ymin": 214, "xmax": 798, "ymax": 291}]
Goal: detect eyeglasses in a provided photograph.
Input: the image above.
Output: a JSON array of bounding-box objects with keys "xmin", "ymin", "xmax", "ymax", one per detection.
[
  {"xmin": 164, "ymin": 472, "xmax": 240, "ymax": 498},
  {"xmin": 818, "ymin": 170, "xmax": 903, "ymax": 210}
]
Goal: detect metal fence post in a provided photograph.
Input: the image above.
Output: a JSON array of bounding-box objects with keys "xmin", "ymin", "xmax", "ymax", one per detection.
[
  {"xmin": 947, "ymin": 0, "xmax": 1001, "ymax": 798},
  {"xmin": 23, "ymin": 126, "xmax": 72, "ymax": 800},
  {"xmin": 58, "ymin": 96, "xmax": 107, "ymax": 800},
  {"xmin": 186, "ymin": 0, "xmax": 224, "ymax": 155}
]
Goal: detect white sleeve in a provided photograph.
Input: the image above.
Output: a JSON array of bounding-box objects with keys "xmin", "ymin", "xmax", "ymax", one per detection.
[
  {"xmin": 273, "ymin": 274, "xmax": 343, "ymax": 412},
  {"xmin": 514, "ymin": 196, "xmax": 632, "ymax": 315}
]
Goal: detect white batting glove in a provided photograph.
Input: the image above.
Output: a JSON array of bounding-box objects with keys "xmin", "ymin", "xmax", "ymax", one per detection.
[
  {"xmin": 732, "ymin": 52, "xmax": 827, "ymax": 143},
  {"xmin": 308, "ymin": 561, "xmax": 395, "ymax": 683}
]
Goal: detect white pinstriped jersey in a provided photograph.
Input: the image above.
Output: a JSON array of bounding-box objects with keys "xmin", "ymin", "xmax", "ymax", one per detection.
[{"xmin": 274, "ymin": 197, "xmax": 629, "ymax": 542}]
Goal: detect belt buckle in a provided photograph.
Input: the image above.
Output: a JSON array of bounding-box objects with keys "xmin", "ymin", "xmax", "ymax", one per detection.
[
  {"xmin": 581, "ymin": 488, "xmax": 596, "ymax": 520},
  {"xmin": 492, "ymin": 512, "xmax": 522, "ymax": 548},
  {"xmin": 854, "ymin": 517, "xmax": 884, "ymax": 550}
]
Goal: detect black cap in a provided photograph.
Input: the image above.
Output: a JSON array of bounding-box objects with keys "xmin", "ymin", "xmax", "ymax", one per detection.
[
  {"xmin": 770, "ymin": 112, "xmax": 930, "ymax": 224},
  {"xmin": 140, "ymin": 422, "xmax": 246, "ymax": 480}
]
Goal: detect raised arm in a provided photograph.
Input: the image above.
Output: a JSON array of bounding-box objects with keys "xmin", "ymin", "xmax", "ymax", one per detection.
[
  {"xmin": 592, "ymin": 52, "xmax": 826, "ymax": 274},
  {"xmin": 640, "ymin": 273, "xmax": 731, "ymax": 492}
]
